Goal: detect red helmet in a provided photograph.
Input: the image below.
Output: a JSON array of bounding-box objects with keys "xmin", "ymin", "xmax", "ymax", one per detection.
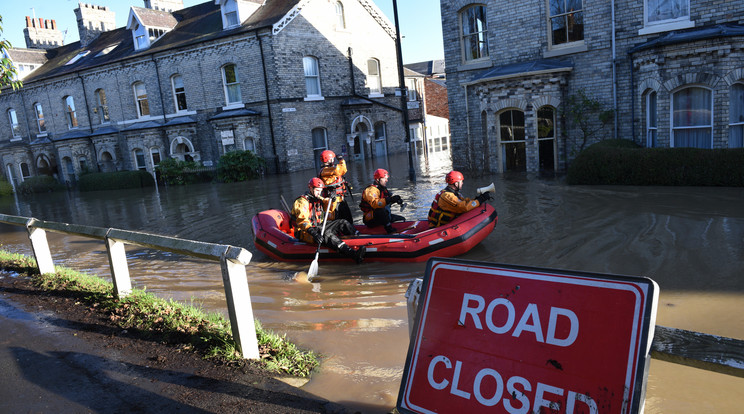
[
  {"xmin": 445, "ymin": 170, "xmax": 464, "ymax": 184},
  {"xmin": 320, "ymin": 150, "xmax": 336, "ymax": 164},
  {"xmin": 373, "ymin": 168, "xmax": 389, "ymax": 180},
  {"xmin": 308, "ymin": 177, "xmax": 325, "ymax": 189}
]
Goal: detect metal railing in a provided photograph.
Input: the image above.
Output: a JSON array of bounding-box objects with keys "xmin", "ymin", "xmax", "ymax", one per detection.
[{"xmin": 0, "ymin": 213, "xmax": 259, "ymax": 359}]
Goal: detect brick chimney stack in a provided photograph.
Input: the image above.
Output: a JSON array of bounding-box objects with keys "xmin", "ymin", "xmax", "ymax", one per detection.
[
  {"xmin": 23, "ymin": 15, "xmax": 64, "ymax": 49},
  {"xmin": 74, "ymin": 3, "xmax": 116, "ymax": 48}
]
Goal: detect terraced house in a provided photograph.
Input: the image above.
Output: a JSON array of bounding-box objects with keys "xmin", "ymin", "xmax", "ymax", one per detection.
[
  {"xmin": 442, "ymin": 0, "xmax": 744, "ymax": 173},
  {"xmin": 1, "ymin": 0, "xmax": 405, "ymax": 188}
]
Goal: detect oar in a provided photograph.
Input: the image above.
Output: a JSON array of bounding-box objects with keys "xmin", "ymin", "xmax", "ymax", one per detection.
[{"xmin": 307, "ymin": 197, "xmax": 333, "ymax": 282}]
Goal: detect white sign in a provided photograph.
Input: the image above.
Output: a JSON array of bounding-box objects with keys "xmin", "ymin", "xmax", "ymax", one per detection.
[{"xmin": 282, "ymin": 107, "xmax": 296, "ymax": 112}]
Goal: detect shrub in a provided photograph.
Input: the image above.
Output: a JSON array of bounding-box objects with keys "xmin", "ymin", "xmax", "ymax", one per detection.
[
  {"xmin": 0, "ymin": 179, "xmax": 13, "ymax": 196},
  {"xmin": 568, "ymin": 143, "xmax": 744, "ymax": 186},
  {"xmin": 78, "ymin": 170, "xmax": 155, "ymax": 191},
  {"xmin": 16, "ymin": 176, "xmax": 65, "ymax": 195},
  {"xmin": 216, "ymin": 150, "xmax": 266, "ymax": 183},
  {"xmin": 156, "ymin": 158, "xmax": 214, "ymax": 185}
]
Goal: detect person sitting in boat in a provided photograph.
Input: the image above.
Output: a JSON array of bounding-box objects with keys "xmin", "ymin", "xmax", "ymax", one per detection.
[
  {"xmin": 292, "ymin": 177, "xmax": 365, "ymax": 264},
  {"xmin": 360, "ymin": 168, "xmax": 405, "ymax": 234},
  {"xmin": 318, "ymin": 150, "xmax": 354, "ymax": 224},
  {"xmin": 428, "ymin": 170, "xmax": 491, "ymax": 228}
]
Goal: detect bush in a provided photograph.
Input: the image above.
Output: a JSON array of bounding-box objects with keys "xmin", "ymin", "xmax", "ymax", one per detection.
[
  {"xmin": 16, "ymin": 176, "xmax": 65, "ymax": 195},
  {"xmin": 216, "ymin": 150, "xmax": 266, "ymax": 183},
  {"xmin": 568, "ymin": 143, "xmax": 744, "ymax": 186},
  {"xmin": 78, "ymin": 171, "xmax": 155, "ymax": 191},
  {"xmin": 156, "ymin": 158, "xmax": 214, "ymax": 185},
  {"xmin": 0, "ymin": 179, "xmax": 13, "ymax": 197}
]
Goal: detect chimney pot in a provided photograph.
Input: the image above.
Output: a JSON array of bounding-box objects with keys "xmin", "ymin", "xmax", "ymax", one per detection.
[
  {"xmin": 51, "ymin": 20, "xmax": 57, "ymax": 30},
  {"xmin": 25, "ymin": 16, "xmax": 32, "ymax": 27}
]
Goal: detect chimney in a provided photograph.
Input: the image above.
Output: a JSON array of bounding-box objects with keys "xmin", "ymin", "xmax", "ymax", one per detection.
[
  {"xmin": 74, "ymin": 3, "xmax": 116, "ymax": 48},
  {"xmin": 24, "ymin": 15, "xmax": 64, "ymax": 49},
  {"xmin": 143, "ymin": 0, "xmax": 184, "ymax": 12}
]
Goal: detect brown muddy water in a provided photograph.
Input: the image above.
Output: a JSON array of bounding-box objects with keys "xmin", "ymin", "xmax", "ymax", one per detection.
[{"xmin": 1, "ymin": 152, "xmax": 742, "ymax": 413}]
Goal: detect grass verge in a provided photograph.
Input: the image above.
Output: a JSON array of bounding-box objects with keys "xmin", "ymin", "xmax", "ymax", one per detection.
[{"xmin": 0, "ymin": 249, "xmax": 319, "ymax": 377}]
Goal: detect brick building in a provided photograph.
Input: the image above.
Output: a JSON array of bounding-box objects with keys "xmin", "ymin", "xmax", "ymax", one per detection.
[
  {"xmin": 404, "ymin": 59, "xmax": 450, "ymax": 156},
  {"xmin": 1, "ymin": 0, "xmax": 406, "ymax": 188},
  {"xmin": 441, "ymin": 0, "xmax": 744, "ymax": 173}
]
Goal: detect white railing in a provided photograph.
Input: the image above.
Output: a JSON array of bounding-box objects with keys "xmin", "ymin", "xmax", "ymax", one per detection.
[{"xmin": 0, "ymin": 213, "xmax": 259, "ymax": 359}]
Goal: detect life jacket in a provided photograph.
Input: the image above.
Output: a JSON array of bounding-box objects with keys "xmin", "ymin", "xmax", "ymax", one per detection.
[
  {"xmin": 359, "ymin": 183, "xmax": 391, "ymax": 214},
  {"xmin": 290, "ymin": 193, "xmax": 325, "ymax": 229},
  {"xmin": 428, "ymin": 187, "xmax": 459, "ymax": 228},
  {"xmin": 319, "ymin": 166, "xmax": 346, "ymax": 199}
]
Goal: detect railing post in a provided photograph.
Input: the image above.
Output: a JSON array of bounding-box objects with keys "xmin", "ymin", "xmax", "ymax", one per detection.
[
  {"xmin": 220, "ymin": 247, "xmax": 259, "ymax": 359},
  {"xmin": 105, "ymin": 231, "xmax": 133, "ymax": 298},
  {"xmin": 405, "ymin": 277, "xmax": 424, "ymax": 337},
  {"xmin": 26, "ymin": 219, "xmax": 55, "ymax": 275}
]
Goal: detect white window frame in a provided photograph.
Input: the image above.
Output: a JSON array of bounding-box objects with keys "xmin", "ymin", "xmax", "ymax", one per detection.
[
  {"xmin": 366, "ymin": 58, "xmax": 382, "ymax": 97},
  {"xmin": 303, "ymin": 56, "xmax": 323, "ymax": 100},
  {"xmin": 171, "ymin": 74, "xmax": 188, "ymax": 112},
  {"xmin": 34, "ymin": 103, "xmax": 46, "ymax": 134},
  {"xmin": 640, "ymin": 0, "xmax": 693, "ymax": 35},
  {"xmin": 728, "ymin": 83, "xmax": 744, "ymax": 148},
  {"xmin": 222, "ymin": 64, "xmax": 242, "ymax": 107},
  {"xmin": 335, "ymin": 2, "xmax": 346, "ymax": 29},
  {"xmin": 64, "ymin": 96, "xmax": 79, "ymax": 129},
  {"xmin": 671, "ymin": 86, "xmax": 713, "ymax": 149},
  {"xmin": 134, "ymin": 148, "xmax": 147, "ymax": 170},
  {"xmin": 460, "ymin": 4, "xmax": 489, "ymax": 63},
  {"xmin": 645, "ymin": 90, "xmax": 657, "ymax": 148},
  {"xmin": 133, "ymin": 82, "xmax": 150, "ymax": 118},
  {"xmin": 7, "ymin": 109, "xmax": 21, "ymax": 138},
  {"xmin": 96, "ymin": 89, "xmax": 110, "ymax": 124},
  {"xmin": 406, "ymin": 78, "xmax": 418, "ymax": 101}
]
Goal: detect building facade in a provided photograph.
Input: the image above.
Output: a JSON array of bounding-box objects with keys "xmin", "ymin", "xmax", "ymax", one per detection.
[
  {"xmin": 442, "ymin": 0, "xmax": 744, "ymax": 173},
  {"xmin": 1, "ymin": 0, "xmax": 407, "ymax": 188},
  {"xmin": 404, "ymin": 60, "xmax": 451, "ymax": 156}
]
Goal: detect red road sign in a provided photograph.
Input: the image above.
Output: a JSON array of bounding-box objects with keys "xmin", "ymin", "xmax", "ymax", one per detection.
[{"xmin": 397, "ymin": 259, "xmax": 659, "ymax": 414}]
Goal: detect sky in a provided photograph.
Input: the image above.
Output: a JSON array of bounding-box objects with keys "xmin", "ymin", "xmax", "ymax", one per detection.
[{"xmin": 0, "ymin": 0, "xmax": 444, "ymax": 64}]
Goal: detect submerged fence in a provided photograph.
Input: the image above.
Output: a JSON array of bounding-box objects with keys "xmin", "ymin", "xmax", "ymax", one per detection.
[{"xmin": 0, "ymin": 213, "xmax": 259, "ymax": 359}]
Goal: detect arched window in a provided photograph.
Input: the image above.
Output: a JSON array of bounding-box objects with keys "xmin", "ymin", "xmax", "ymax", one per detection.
[
  {"xmin": 150, "ymin": 148, "xmax": 162, "ymax": 167},
  {"xmin": 7, "ymin": 109, "xmax": 20, "ymax": 137},
  {"xmin": 366, "ymin": 59, "xmax": 381, "ymax": 95},
  {"xmin": 644, "ymin": 90, "xmax": 657, "ymax": 147},
  {"xmin": 222, "ymin": 64, "xmax": 242, "ymax": 105},
  {"xmin": 672, "ymin": 86, "xmax": 712, "ymax": 148},
  {"xmin": 64, "ymin": 96, "xmax": 79, "ymax": 128},
  {"xmin": 78, "ymin": 156, "xmax": 88, "ymax": 173},
  {"xmin": 460, "ymin": 5, "xmax": 488, "ymax": 61},
  {"xmin": 729, "ymin": 83, "xmax": 744, "ymax": 148},
  {"xmin": 537, "ymin": 106, "xmax": 557, "ymax": 172},
  {"xmin": 33, "ymin": 102, "xmax": 46, "ymax": 133},
  {"xmin": 498, "ymin": 109, "xmax": 526, "ymax": 171},
  {"xmin": 303, "ymin": 56, "xmax": 322, "ymax": 98},
  {"xmin": 133, "ymin": 82, "xmax": 150, "ymax": 117},
  {"xmin": 311, "ymin": 128, "xmax": 328, "ymax": 170},
  {"xmin": 96, "ymin": 89, "xmax": 110, "ymax": 123},
  {"xmin": 171, "ymin": 74, "xmax": 188, "ymax": 112},
  {"xmin": 335, "ymin": 2, "xmax": 346, "ymax": 29}
]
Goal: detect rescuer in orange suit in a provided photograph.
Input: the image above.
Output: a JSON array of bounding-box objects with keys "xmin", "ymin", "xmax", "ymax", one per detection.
[
  {"xmin": 292, "ymin": 177, "xmax": 365, "ymax": 263},
  {"xmin": 360, "ymin": 168, "xmax": 405, "ymax": 234},
  {"xmin": 428, "ymin": 170, "xmax": 491, "ymax": 228},
  {"xmin": 318, "ymin": 150, "xmax": 353, "ymax": 223}
]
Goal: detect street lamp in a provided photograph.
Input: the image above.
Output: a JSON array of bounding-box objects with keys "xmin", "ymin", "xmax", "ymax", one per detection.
[{"xmin": 392, "ymin": 0, "xmax": 416, "ymax": 182}]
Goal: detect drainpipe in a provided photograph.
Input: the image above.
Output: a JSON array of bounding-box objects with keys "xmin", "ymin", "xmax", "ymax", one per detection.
[
  {"xmin": 629, "ymin": 50, "xmax": 636, "ymax": 144},
  {"xmin": 611, "ymin": 0, "xmax": 618, "ymax": 139},
  {"xmin": 463, "ymin": 84, "xmax": 472, "ymax": 170},
  {"xmin": 151, "ymin": 55, "xmax": 167, "ymax": 124},
  {"xmin": 78, "ymin": 73, "xmax": 100, "ymax": 172},
  {"xmin": 257, "ymin": 30, "xmax": 281, "ymax": 174}
]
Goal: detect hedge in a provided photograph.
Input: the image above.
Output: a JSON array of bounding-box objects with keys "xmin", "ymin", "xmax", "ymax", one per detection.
[
  {"xmin": 78, "ymin": 170, "xmax": 155, "ymax": 192},
  {"xmin": 568, "ymin": 140, "xmax": 744, "ymax": 186},
  {"xmin": 16, "ymin": 176, "xmax": 66, "ymax": 194}
]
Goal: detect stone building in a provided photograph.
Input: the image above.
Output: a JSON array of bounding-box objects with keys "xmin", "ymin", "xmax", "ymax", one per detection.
[
  {"xmin": 404, "ymin": 60, "xmax": 450, "ymax": 156},
  {"xmin": 0, "ymin": 0, "xmax": 406, "ymax": 188},
  {"xmin": 441, "ymin": 0, "xmax": 744, "ymax": 173}
]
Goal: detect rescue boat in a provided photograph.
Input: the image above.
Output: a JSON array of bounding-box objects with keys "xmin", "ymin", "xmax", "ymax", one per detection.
[{"xmin": 251, "ymin": 204, "xmax": 497, "ymax": 263}]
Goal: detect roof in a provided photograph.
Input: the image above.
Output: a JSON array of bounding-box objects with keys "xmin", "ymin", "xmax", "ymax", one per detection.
[
  {"xmin": 208, "ymin": 108, "xmax": 260, "ymax": 120},
  {"xmin": 404, "ymin": 67, "xmax": 424, "ymax": 77},
  {"xmin": 427, "ymin": 78, "xmax": 446, "ymax": 88},
  {"xmin": 628, "ymin": 22, "xmax": 744, "ymax": 54},
  {"xmin": 130, "ymin": 6, "xmax": 179, "ymax": 29},
  {"xmin": 467, "ymin": 58, "xmax": 573, "ymax": 85},
  {"xmin": 6, "ymin": 48, "xmax": 48, "ymax": 65},
  {"xmin": 404, "ymin": 60, "xmax": 446, "ymax": 77}
]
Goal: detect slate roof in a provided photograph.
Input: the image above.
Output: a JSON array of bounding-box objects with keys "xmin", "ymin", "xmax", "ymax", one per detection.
[
  {"xmin": 467, "ymin": 59, "xmax": 573, "ymax": 85},
  {"xmin": 628, "ymin": 22, "xmax": 744, "ymax": 54},
  {"xmin": 208, "ymin": 108, "xmax": 260, "ymax": 120},
  {"xmin": 404, "ymin": 60, "xmax": 445, "ymax": 77},
  {"xmin": 6, "ymin": 48, "xmax": 48, "ymax": 65},
  {"xmin": 130, "ymin": 6, "xmax": 179, "ymax": 28}
]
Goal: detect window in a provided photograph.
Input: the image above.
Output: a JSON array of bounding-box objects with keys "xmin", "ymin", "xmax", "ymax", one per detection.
[
  {"xmin": 303, "ymin": 56, "xmax": 322, "ymax": 98},
  {"xmin": 226, "ymin": 11, "xmax": 239, "ymax": 26},
  {"xmin": 79, "ymin": 156, "xmax": 88, "ymax": 173},
  {"xmin": 672, "ymin": 87, "xmax": 712, "ymax": 149},
  {"xmin": 222, "ymin": 64, "xmax": 242, "ymax": 105},
  {"xmin": 65, "ymin": 50, "xmax": 89, "ymax": 66},
  {"xmin": 172, "ymin": 75, "xmax": 188, "ymax": 112},
  {"xmin": 729, "ymin": 83, "xmax": 744, "ymax": 148},
  {"xmin": 34, "ymin": 103, "xmax": 46, "ymax": 133},
  {"xmin": 7, "ymin": 109, "xmax": 21, "ymax": 137},
  {"xmin": 148, "ymin": 28, "xmax": 165, "ymax": 42},
  {"xmin": 223, "ymin": 0, "xmax": 240, "ymax": 28},
  {"xmin": 133, "ymin": 82, "xmax": 150, "ymax": 117},
  {"xmin": 136, "ymin": 34, "xmax": 147, "ymax": 49},
  {"xmin": 64, "ymin": 96, "xmax": 79, "ymax": 128},
  {"xmin": 150, "ymin": 148, "xmax": 162, "ymax": 167},
  {"xmin": 96, "ymin": 89, "xmax": 110, "ymax": 123},
  {"xmin": 549, "ymin": 0, "xmax": 584, "ymax": 47},
  {"xmin": 645, "ymin": 91, "xmax": 657, "ymax": 148},
  {"xmin": 537, "ymin": 107, "xmax": 556, "ymax": 172},
  {"xmin": 335, "ymin": 2, "xmax": 346, "ymax": 29},
  {"xmin": 366, "ymin": 59, "xmax": 381, "ymax": 95},
  {"xmin": 406, "ymin": 78, "xmax": 418, "ymax": 101},
  {"xmin": 20, "ymin": 162, "xmax": 30, "ymax": 180},
  {"xmin": 460, "ymin": 5, "xmax": 488, "ymax": 61},
  {"xmin": 134, "ymin": 149, "xmax": 147, "ymax": 170},
  {"xmin": 311, "ymin": 128, "xmax": 328, "ymax": 171},
  {"xmin": 499, "ymin": 110, "xmax": 526, "ymax": 171},
  {"xmin": 646, "ymin": 0, "xmax": 689, "ymax": 25}
]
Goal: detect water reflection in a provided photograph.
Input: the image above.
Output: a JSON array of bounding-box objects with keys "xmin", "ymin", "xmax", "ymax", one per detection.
[{"xmin": 1, "ymin": 152, "xmax": 743, "ymax": 413}]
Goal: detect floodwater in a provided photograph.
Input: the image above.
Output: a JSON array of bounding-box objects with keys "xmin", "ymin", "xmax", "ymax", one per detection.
[{"xmin": 1, "ymin": 152, "xmax": 742, "ymax": 413}]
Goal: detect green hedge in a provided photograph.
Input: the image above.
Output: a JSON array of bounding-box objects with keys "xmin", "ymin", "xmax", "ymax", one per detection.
[
  {"xmin": 78, "ymin": 170, "xmax": 155, "ymax": 192},
  {"xmin": 568, "ymin": 140, "xmax": 744, "ymax": 186},
  {"xmin": 155, "ymin": 158, "xmax": 214, "ymax": 185},
  {"xmin": 216, "ymin": 150, "xmax": 265, "ymax": 183},
  {"xmin": 16, "ymin": 176, "xmax": 66, "ymax": 194},
  {"xmin": 0, "ymin": 179, "xmax": 13, "ymax": 197}
]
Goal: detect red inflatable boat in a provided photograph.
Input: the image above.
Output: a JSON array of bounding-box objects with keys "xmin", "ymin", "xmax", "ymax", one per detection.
[{"xmin": 251, "ymin": 204, "xmax": 497, "ymax": 263}]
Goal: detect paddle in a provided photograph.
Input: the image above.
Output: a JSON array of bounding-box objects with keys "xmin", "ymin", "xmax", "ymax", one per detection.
[{"xmin": 307, "ymin": 197, "xmax": 333, "ymax": 282}]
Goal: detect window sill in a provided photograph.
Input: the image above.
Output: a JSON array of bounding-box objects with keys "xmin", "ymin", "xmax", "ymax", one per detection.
[
  {"xmin": 457, "ymin": 59, "xmax": 492, "ymax": 72},
  {"xmin": 639, "ymin": 20, "xmax": 694, "ymax": 36},
  {"xmin": 168, "ymin": 110, "xmax": 197, "ymax": 118},
  {"xmin": 10, "ymin": 137, "xmax": 22, "ymax": 142},
  {"xmin": 36, "ymin": 133, "xmax": 48, "ymax": 137},
  {"xmin": 222, "ymin": 103, "xmax": 244, "ymax": 111},
  {"xmin": 368, "ymin": 93, "xmax": 384, "ymax": 98},
  {"xmin": 304, "ymin": 96, "xmax": 325, "ymax": 102},
  {"xmin": 544, "ymin": 43, "xmax": 587, "ymax": 58}
]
